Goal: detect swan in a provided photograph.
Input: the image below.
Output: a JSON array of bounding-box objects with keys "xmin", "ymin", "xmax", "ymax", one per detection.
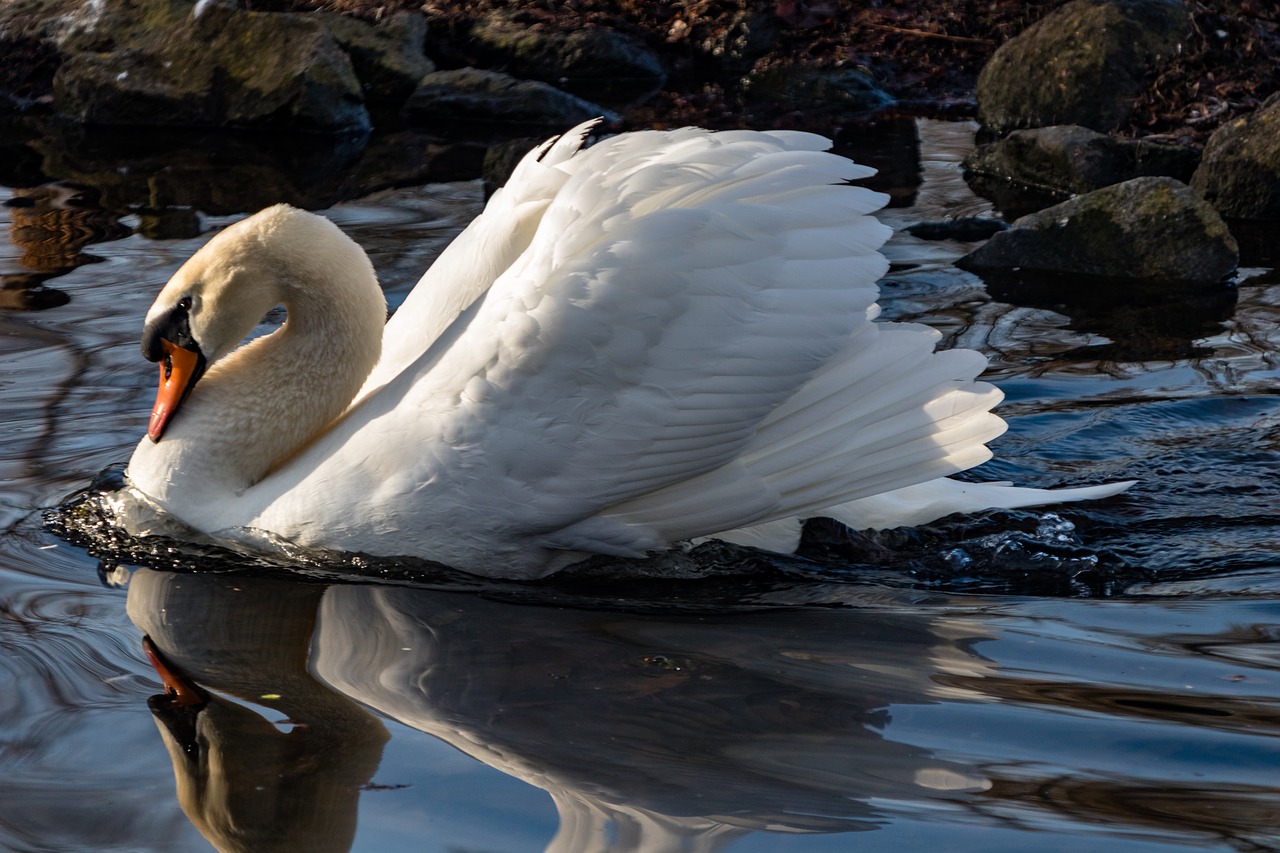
[{"xmin": 120, "ymin": 121, "xmax": 1130, "ymax": 578}]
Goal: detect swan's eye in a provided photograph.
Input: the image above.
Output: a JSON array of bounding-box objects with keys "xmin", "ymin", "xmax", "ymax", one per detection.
[{"xmin": 177, "ymin": 295, "xmax": 193, "ymax": 311}]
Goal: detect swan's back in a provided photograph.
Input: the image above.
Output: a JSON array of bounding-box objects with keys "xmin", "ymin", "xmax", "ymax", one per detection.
[{"xmin": 243, "ymin": 126, "xmax": 1010, "ymax": 576}]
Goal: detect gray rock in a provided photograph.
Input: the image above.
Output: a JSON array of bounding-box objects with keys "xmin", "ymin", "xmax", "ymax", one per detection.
[
  {"xmin": 467, "ymin": 10, "xmax": 665, "ymax": 103},
  {"xmin": 1191, "ymin": 92, "xmax": 1280, "ymax": 220},
  {"xmin": 483, "ymin": 137, "xmax": 542, "ymax": 192},
  {"xmin": 402, "ymin": 68, "xmax": 615, "ymax": 134},
  {"xmin": 976, "ymin": 0, "xmax": 1188, "ymax": 134},
  {"xmin": 0, "ymin": 0, "xmax": 95, "ymax": 43},
  {"xmin": 958, "ymin": 177, "xmax": 1238, "ymax": 285},
  {"xmin": 317, "ymin": 11, "xmax": 434, "ymax": 112},
  {"xmin": 53, "ymin": 2, "xmax": 371, "ymax": 133},
  {"xmin": 743, "ymin": 66, "xmax": 894, "ymax": 119},
  {"xmin": 964, "ymin": 125, "xmax": 1200, "ymax": 196}
]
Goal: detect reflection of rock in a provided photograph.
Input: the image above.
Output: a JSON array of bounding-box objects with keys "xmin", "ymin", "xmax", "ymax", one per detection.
[
  {"xmin": 832, "ymin": 117, "xmax": 921, "ymax": 208},
  {"xmin": 1191, "ymin": 92, "xmax": 1280, "ymax": 221},
  {"xmin": 958, "ymin": 177, "xmax": 1239, "ymax": 285},
  {"xmin": 0, "ymin": 272, "xmax": 69, "ymax": 310},
  {"xmin": 401, "ymin": 68, "xmax": 616, "ymax": 136},
  {"xmin": 4, "ymin": 121, "xmax": 484, "ymax": 220},
  {"xmin": 126, "ymin": 570, "xmax": 390, "ymax": 853},
  {"xmin": 6, "ymin": 183, "xmax": 129, "ymax": 272},
  {"xmin": 906, "ymin": 218, "xmax": 1008, "ymax": 242},
  {"xmin": 983, "ymin": 273, "xmax": 1238, "ymax": 362},
  {"xmin": 964, "ymin": 125, "xmax": 1200, "ymax": 197},
  {"xmin": 467, "ymin": 9, "xmax": 666, "ymax": 104},
  {"xmin": 976, "ymin": 0, "xmax": 1188, "ymax": 134},
  {"xmin": 0, "ymin": 121, "xmax": 49, "ymax": 188}
]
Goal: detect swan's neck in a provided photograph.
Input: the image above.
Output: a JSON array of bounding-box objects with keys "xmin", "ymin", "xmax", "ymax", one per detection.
[
  {"xmin": 129, "ymin": 277, "xmax": 385, "ymax": 518},
  {"xmin": 209, "ymin": 302, "xmax": 380, "ymax": 482}
]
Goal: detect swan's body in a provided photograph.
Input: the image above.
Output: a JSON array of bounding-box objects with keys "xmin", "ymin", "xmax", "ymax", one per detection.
[{"xmin": 123, "ymin": 122, "xmax": 1129, "ymax": 578}]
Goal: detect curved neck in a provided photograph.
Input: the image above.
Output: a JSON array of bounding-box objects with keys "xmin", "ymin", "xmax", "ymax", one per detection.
[{"xmin": 129, "ymin": 280, "xmax": 385, "ymax": 518}]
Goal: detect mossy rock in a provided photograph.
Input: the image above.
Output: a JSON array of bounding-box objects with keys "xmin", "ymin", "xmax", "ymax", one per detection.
[
  {"xmin": 958, "ymin": 176, "xmax": 1238, "ymax": 285},
  {"xmin": 1191, "ymin": 92, "xmax": 1280, "ymax": 220},
  {"xmin": 468, "ymin": 10, "xmax": 665, "ymax": 104},
  {"xmin": 52, "ymin": 1, "xmax": 371, "ymax": 132},
  {"xmin": 316, "ymin": 11, "xmax": 434, "ymax": 112},
  {"xmin": 743, "ymin": 66, "xmax": 894, "ymax": 118},
  {"xmin": 964, "ymin": 124, "xmax": 1199, "ymax": 196},
  {"xmin": 401, "ymin": 68, "xmax": 614, "ymax": 135},
  {"xmin": 976, "ymin": 0, "xmax": 1188, "ymax": 134}
]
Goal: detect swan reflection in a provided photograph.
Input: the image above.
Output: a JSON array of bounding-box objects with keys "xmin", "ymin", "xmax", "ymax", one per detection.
[{"xmin": 126, "ymin": 568, "xmax": 997, "ymax": 852}]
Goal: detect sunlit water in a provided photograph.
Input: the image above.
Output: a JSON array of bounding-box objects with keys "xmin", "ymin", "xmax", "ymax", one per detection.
[{"xmin": 4, "ymin": 120, "xmax": 1280, "ymax": 852}]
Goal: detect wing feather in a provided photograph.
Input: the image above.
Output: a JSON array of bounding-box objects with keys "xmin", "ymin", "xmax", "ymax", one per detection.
[{"xmin": 251, "ymin": 125, "xmax": 1050, "ymax": 570}]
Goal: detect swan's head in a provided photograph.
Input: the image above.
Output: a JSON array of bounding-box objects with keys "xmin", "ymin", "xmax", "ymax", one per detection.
[{"xmin": 140, "ymin": 204, "xmax": 375, "ymax": 442}]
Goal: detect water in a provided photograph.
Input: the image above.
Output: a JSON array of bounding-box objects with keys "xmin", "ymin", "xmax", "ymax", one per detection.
[{"xmin": 4, "ymin": 119, "xmax": 1280, "ymax": 852}]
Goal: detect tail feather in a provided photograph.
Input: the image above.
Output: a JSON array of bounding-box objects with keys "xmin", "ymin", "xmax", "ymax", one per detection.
[{"xmin": 827, "ymin": 478, "xmax": 1137, "ymax": 532}]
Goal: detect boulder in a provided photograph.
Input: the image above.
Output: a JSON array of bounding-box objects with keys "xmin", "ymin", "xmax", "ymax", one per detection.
[
  {"xmin": 316, "ymin": 12, "xmax": 434, "ymax": 112},
  {"xmin": 743, "ymin": 66, "xmax": 894, "ymax": 121},
  {"xmin": 401, "ymin": 68, "xmax": 615, "ymax": 135},
  {"xmin": 467, "ymin": 10, "xmax": 665, "ymax": 103},
  {"xmin": 958, "ymin": 177, "xmax": 1238, "ymax": 285},
  {"xmin": 1191, "ymin": 92, "xmax": 1280, "ymax": 220},
  {"xmin": 53, "ymin": 2, "xmax": 371, "ymax": 133},
  {"xmin": 483, "ymin": 137, "xmax": 543, "ymax": 193},
  {"xmin": 964, "ymin": 125, "xmax": 1199, "ymax": 196},
  {"xmin": 976, "ymin": 0, "xmax": 1188, "ymax": 134}
]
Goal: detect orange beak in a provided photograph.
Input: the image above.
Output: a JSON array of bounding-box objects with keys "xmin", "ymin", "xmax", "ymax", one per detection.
[
  {"xmin": 148, "ymin": 339, "xmax": 202, "ymax": 442},
  {"xmin": 143, "ymin": 636, "xmax": 207, "ymax": 708}
]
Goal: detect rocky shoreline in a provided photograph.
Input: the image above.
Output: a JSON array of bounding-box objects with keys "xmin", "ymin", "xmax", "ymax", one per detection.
[{"xmin": 1, "ymin": 0, "xmax": 1277, "ymax": 298}]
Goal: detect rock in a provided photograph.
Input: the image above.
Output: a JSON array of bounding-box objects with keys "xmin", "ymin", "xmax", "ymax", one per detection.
[
  {"xmin": 316, "ymin": 12, "xmax": 434, "ymax": 113},
  {"xmin": 743, "ymin": 66, "xmax": 894, "ymax": 120},
  {"xmin": 976, "ymin": 0, "xmax": 1188, "ymax": 134},
  {"xmin": 401, "ymin": 68, "xmax": 615, "ymax": 135},
  {"xmin": 957, "ymin": 177, "xmax": 1239, "ymax": 285},
  {"xmin": 483, "ymin": 137, "xmax": 543, "ymax": 193},
  {"xmin": 1191, "ymin": 92, "xmax": 1280, "ymax": 220},
  {"xmin": 467, "ymin": 10, "xmax": 665, "ymax": 104},
  {"xmin": 964, "ymin": 125, "xmax": 1200, "ymax": 196},
  {"xmin": 53, "ymin": 2, "xmax": 371, "ymax": 133}
]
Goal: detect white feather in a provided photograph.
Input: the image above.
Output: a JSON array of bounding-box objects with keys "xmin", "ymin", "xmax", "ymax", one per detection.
[{"xmin": 123, "ymin": 122, "xmax": 1131, "ymax": 577}]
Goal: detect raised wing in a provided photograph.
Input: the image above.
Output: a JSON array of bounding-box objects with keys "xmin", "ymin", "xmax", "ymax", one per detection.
[{"xmin": 250, "ymin": 127, "xmax": 1008, "ymax": 571}]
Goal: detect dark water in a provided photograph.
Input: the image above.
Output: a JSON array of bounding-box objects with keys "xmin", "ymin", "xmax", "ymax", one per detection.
[{"xmin": 4, "ymin": 120, "xmax": 1280, "ymax": 852}]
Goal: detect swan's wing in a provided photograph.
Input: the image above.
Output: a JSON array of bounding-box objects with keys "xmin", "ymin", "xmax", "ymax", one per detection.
[
  {"xmin": 359, "ymin": 120, "xmax": 599, "ymax": 393},
  {"xmin": 250, "ymin": 127, "xmax": 1011, "ymax": 572},
  {"xmin": 396, "ymin": 129, "xmax": 893, "ymax": 541}
]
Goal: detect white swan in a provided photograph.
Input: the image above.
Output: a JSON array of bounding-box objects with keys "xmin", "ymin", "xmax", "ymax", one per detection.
[{"xmin": 122, "ymin": 121, "xmax": 1130, "ymax": 578}]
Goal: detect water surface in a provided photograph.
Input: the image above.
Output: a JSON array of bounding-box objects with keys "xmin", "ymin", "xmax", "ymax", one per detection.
[{"xmin": 3, "ymin": 120, "xmax": 1280, "ymax": 852}]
